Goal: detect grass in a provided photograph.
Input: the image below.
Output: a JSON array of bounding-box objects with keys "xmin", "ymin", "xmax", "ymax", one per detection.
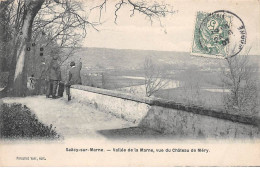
[{"xmin": 0, "ymin": 103, "xmax": 60, "ymax": 139}]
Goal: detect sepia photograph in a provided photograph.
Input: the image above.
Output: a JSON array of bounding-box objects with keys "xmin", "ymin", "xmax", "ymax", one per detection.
[{"xmin": 0, "ymin": 0, "xmax": 260, "ymax": 166}]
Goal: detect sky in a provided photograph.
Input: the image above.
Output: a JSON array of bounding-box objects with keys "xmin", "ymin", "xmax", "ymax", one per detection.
[{"xmin": 81, "ymin": 0, "xmax": 260, "ymax": 55}]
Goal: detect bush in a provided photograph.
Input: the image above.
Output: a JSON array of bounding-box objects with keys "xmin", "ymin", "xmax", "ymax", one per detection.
[
  {"xmin": 221, "ymin": 54, "xmax": 259, "ymax": 117},
  {"xmin": 0, "ymin": 103, "xmax": 60, "ymax": 139}
]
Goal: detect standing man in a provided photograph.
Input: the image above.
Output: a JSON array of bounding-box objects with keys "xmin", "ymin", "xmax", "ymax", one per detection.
[
  {"xmin": 46, "ymin": 52, "xmax": 61, "ymax": 99},
  {"xmin": 66, "ymin": 58, "xmax": 82, "ymax": 101},
  {"xmin": 38, "ymin": 58, "xmax": 48, "ymax": 94}
]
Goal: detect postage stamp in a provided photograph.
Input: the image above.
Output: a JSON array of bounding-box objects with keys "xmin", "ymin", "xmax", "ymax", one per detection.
[{"xmin": 191, "ymin": 10, "xmax": 247, "ymax": 58}]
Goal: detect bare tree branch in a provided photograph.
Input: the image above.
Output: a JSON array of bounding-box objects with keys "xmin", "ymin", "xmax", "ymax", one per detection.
[
  {"xmin": 91, "ymin": 0, "xmax": 175, "ymax": 25},
  {"xmin": 222, "ymin": 47, "xmax": 259, "ymax": 116}
]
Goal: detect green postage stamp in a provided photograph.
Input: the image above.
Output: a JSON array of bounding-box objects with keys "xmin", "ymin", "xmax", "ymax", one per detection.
[{"xmin": 191, "ymin": 11, "xmax": 233, "ymax": 58}]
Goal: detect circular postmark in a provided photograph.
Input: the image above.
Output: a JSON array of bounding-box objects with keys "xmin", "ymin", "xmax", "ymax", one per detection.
[{"xmin": 197, "ymin": 10, "xmax": 246, "ymax": 58}]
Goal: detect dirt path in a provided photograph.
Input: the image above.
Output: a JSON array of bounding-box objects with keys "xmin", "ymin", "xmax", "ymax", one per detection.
[{"xmin": 2, "ymin": 96, "xmax": 136, "ymax": 139}]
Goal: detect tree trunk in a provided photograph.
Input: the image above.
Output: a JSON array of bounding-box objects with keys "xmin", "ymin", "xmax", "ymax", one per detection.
[
  {"xmin": 6, "ymin": 0, "xmax": 44, "ymax": 97},
  {"xmin": 0, "ymin": 1, "xmax": 10, "ymax": 72},
  {"xmin": 0, "ymin": 1, "xmax": 11, "ymax": 98}
]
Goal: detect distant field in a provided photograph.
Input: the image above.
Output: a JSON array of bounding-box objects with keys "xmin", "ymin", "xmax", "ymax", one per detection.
[
  {"xmin": 154, "ymin": 87, "xmax": 225, "ymax": 109},
  {"xmin": 59, "ymin": 47, "xmax": 260, "ymax": 113},
  {"xmin": 61, "ymin": 47, "xmax": 259, "ymax": 89}
]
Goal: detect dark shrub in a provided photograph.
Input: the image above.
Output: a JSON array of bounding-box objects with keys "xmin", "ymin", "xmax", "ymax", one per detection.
[{"xmin": 0, "ymin": 103, "xmax": 60, "ymax": 139}]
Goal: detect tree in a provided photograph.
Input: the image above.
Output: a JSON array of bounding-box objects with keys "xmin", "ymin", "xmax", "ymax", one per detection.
[
  {"xmin": 12, "ymin": 0, "xmax": 46, "ymax": 96},
  {"xmin": 0, "ymin": 1, "xmax": 10, "ymax": 72},
  {"xmin": 144, "ymin": 57, "xmax": 169, "ymax": 97},
  {"xmin": 221, "ymin": 49, "xmax": 259, "ymax": 116},
  {"xmin": 0, "ymin": 0, "xmax": 174, "ymax": 97}
]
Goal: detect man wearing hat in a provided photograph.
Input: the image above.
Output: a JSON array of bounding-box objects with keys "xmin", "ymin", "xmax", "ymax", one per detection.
[
  {"xmin": 46, "ymin": 52, "xmax": 61, "ymax": 98},
  {"xmin": 66, "ymin": 58, "xmax": 82, "ymax": 101}
]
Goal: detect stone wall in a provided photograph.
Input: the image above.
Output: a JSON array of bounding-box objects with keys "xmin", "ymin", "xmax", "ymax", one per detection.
[
  {"xmin": 70, "ymin": 85, "xmax": 151, "ymax": 123},
  {"xmin": 70, "ymin": 85, "xmax": 260, "ymax": 138},
  {"xmin": 139, "ymin": 106, "xmax": 260, "ymax": 138}
]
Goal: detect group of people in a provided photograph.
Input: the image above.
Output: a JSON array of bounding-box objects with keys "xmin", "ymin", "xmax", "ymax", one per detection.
[{"xmin": 39, "ymin": 50, "xmax": 82, "ymax": 101}]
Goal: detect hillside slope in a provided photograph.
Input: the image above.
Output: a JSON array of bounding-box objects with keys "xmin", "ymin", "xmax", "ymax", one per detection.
[{"xmin": 62, "ymin": 47, "xmax": 239, "ymax": 71}]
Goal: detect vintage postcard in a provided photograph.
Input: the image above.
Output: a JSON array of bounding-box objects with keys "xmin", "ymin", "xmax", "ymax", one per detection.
[{"xmin": 0, "ymin": 0, "xmax": 260, "ymax": 167}]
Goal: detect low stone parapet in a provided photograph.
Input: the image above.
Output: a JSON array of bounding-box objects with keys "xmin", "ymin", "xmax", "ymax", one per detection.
[
  {"xmin": 70, "ymin": 85, "xmax": 151, "ymax": 123},
  {"xmin": 70, "ymin": 85, "xmax": 260, "ymax": 138}
]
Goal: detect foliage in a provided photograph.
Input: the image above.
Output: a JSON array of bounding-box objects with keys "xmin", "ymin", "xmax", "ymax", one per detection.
[{"xmin": 0, "ymin": 103, "xmax": 60, "ymax": 139}]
